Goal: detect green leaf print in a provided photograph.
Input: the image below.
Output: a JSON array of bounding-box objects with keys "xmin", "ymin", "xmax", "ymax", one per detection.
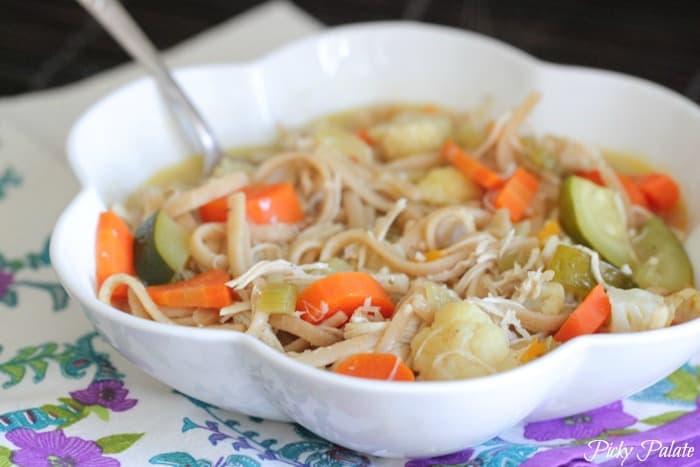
[
  {"xmin": 96, "ymin": 433, "xmax": 144, "ymax": 454},
  {"xmin": 603, "ymin": 428, "xmax": 639, "ymax": 436},
  {"xmin": 0, "ymin": 446, "xmax": 11, "ymax": 467},
  {"xmin": 0, "ymin": 343, "xmax": 58, "ymax": 387},
  {"xmin": 0, "ymin": 167, "xmax": 22, "ymax": 200},
  {"xmin": 0, "ymin": 289, "xmax": 17, "ymax": 307},
  {"xmin": 40, "ymin": 401, "xmax": 89, "ymax": 429},
  {"xmin": 223, "ymin": 455, "xmax": 261, "ymax": 467},
  {"xmin": 666, "ymin": 367, "xmax": 700, "ymax": 402},
  {"xmin": 641, "ymin": 410, "xmax": 690, "ymax": 425},
  {"xmin": 88, "ymin": 404, "xmax": 110, "ymax": 421}
]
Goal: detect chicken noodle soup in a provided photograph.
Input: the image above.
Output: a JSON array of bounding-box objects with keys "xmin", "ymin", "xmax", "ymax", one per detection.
[{"xmin": 95, "ymin": 93, "xmax": 700, "ymax": 382}]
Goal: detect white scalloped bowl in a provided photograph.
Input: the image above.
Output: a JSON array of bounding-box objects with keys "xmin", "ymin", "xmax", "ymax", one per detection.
[{"xmin": 51, "ymin": 22, "xmax": 700, "ymax": 458}]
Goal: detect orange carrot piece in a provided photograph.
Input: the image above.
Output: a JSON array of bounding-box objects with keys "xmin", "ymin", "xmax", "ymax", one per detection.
[
  {"xmin": 554, "ymin": 284, "xmax": 611, "ymax": 343},
  {"xmin": 494, "ymin": 167, "xmax": 540, "ymax": 222},
  {"xmin": 441, "ymin": 140, "xmax": 505, "ymax": 190},
  {"xmin": 355, "ymin": 129, "xmax": 375, "ymax": 146},
  {"xmin": 146, "ymin": 270, "xmax": 234, "ymax": 308},
  {"xmin": 576, "ymin": 170, "xmax": 605, "ymax": 186},
  {"xmin": 198, "ymin": 197, "xmax": 228, "ymax": 223},
  {"xmin": 297, "ymin": 272, "xmax": 395, "ymax": 324},
  {"xmin": 335, "ymin": 353, "xmax": 415, "ymax": 381},
  {"xmin": 637, "ymin": 173, "xmax": 680, "ymax": 212},
  {"xmin": 520, "ymin": 338, "xmax": 548, "ymax": 363},
  {"xmin": 96, "ymin": 211, "xmax": 135, "ymax": 299},
  {"xmin": 198, "ymin": 183, "xmax": 304, "ymax": 225},
  {"xmin": 618, "ymin": 175, "xmax": 650, "ymax": 209},
  {"xmin": 240, "ymin": 183, "xmax": 304, "ymax": 224},
  {"xmin": 576, "ymin": 171, "xmax": 650, "ymax": 209}
]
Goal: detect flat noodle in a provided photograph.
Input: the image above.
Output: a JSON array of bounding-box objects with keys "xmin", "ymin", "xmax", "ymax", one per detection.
[
  {"xmin": 209, "ymin": 323, "xmax": 246, "ymax": 332},
  {"xmin": 284, "ymin": 337, "xmax": 311, "ymax": 352},
  {"xmin": 259, "ymin": 325, "xmax": 284, "ymax": 352},
  {"xmin": 99, "ymin": 274, "xmax": 174, "ymax": 324},
  {"xmin": 161, "ymin": 307, "xmax": 195, "ymax": 319},
  {"xmin": 375, "ymin": 302, "xmax": 414, "ymax": 354},
  {"xmin": 268, "ymin": 314, "xmax": 342, "ymax": 347},
  {"xmin": 495, "ymin": 92, "xmax": 541, "ymax": 171},
  {"xmin": 163, "ymin": 171, "xmax": 248, "ymax": 218},
  {"xmin": 320, "ymin": 311, "xmax": 349, "ymax": 328},
  {"xmin": 320, "ymin": 229, "xmax": 472, "ymax": 276},
  {"xmin": 193, "ymin": 309, "xmax": 221, "ymax": 326},
  {"xmin": 246, "ymin": 310, "xmax": 270, "ymax": 339},
  {"xmin": 190, "ymin": 223, "xmax": 228, "ymax": 271},
  {"xmin": 227, "ymin": 192, "xmax": 253, "ymax": 277},
  {"xmin": 127, "ymin": 289, "xmax": 151, "ymax": 320},
  {"xmin": 289, "ymin": 334, "xmax": 379, "ymax": 368}
]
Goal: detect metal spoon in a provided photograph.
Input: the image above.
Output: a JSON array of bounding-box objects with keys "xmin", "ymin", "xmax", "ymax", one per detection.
[{"xmin": 76, "ymin": 0, "xmax": 224, "ymax": 175}]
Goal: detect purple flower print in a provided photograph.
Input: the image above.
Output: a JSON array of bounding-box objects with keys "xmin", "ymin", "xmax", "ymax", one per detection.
[
  {"xmin": 405, "ymin": 448, "xmax": 475, "ymax": 467},
  {"xmin": 0, "ymin": 269, "xmax": 13, "ymax": 298},
  {"xmin": 69, "ymin": 379, "xmax": 137, "ymax": 412},
  {"xmin": 524, "ymin": 401, "xmax": 636, "ymax": 441},
  {"xmin": 6, "ymin": 428, "xmax": 119, "ymax": 467}
]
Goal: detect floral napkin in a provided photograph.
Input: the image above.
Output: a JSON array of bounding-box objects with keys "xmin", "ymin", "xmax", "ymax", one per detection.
[{"xmin": 1, "ymin": 120, "xmax": 699, "ymax": 467}]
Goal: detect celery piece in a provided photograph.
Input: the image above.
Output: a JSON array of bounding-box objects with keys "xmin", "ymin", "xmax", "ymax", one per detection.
[{"xmin": 257, "ymin": 283, "xmax": 298, "ymax": 315}]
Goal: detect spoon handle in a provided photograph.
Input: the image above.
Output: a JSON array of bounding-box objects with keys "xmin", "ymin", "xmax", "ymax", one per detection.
[{"xmin": 76, "ymin": 0, "xmax": 223, "ymax": 174}]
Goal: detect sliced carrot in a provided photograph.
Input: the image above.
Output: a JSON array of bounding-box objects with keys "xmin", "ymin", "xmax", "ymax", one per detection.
[
  {"xmin": 198, "ymin": 197, "xmax": 228, "ymax": 223},
  {"xmin": 335, "ymin": 353, "xmax": 415, "ymax": 381},
  {"xmin": 520, "ymin": 338, "xmax": 548, "ymax": 363},
  {"xmin": 296, "ymin": 272, "xmax": 394, "ymax": 324},
  {"xmin": 618, "ymin": 175, "xmax": 650, "ymax": 209},
  {"xmin": 494, "ymin": 167, "xmax": 540, "ymax": 222},
  {"xmin": 637, "ymin": 173, "xmax": 680, "ymax": 212},
  {"xmin": 355, "ymin": 129, "xmax": 375, "ymax": 146},
  {"xmin": 240, "ymin": 183, "xmax": 304, "ymax": 224},
  {"xmin": 554, "ymin": 284, "xmax": 611, "ymax": 343},
  {"xmin": 198, "ymin": 183, "xmax": 304, "ymax": 225},
  {"xmin": 146, "ymin": 269, "xmax": 234, "ymax": 308},
  {"xmin": 576, "ymin": 170, "xmax": 605, "ymax": 186},
  {"xmin": 96, "ymin": 211, "xmax": 135, "ymax": 299},
  {"xmin": 441, "ymin": 140, "xmax": 505, "ymax": 190},
  {"xmin": 576, "ymin": 170, "xmax": 649, "ymax": 209}
]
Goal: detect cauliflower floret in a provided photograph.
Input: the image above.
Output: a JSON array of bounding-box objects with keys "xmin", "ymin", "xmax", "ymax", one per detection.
[
  {"xmin": 522, "ymin": 281, "xmax": 566, "ymax": 316},
  {"xmin": 416, "ymin": 167, "xmax": 482, "ymax": 205},
  {"xmin": 607, "ymin": 287, "xmax": 673, "ymax": 333},
  {"xmin": 410, "ymin": 301, "xmax": 510, "ymax": 380},
  {"xmin": 313, "ymin": 123, "xmax": 374, "ymax": 164},
  {"xmin": 369, "ymin": 112, "xmax": 452, "ymax": 160}
]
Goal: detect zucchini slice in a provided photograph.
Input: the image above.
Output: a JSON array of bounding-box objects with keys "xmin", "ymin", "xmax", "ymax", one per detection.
[
  {"xmin": 632, "ymin": 215, "xmax": 694, "ymax": 293},
  {"xmin": 559, "ymin": 175, "xmax": 634, "ymax": 268},
  {"xmin": 133, "ymin": 209, "xmax": 190, "ymax": 285}
]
